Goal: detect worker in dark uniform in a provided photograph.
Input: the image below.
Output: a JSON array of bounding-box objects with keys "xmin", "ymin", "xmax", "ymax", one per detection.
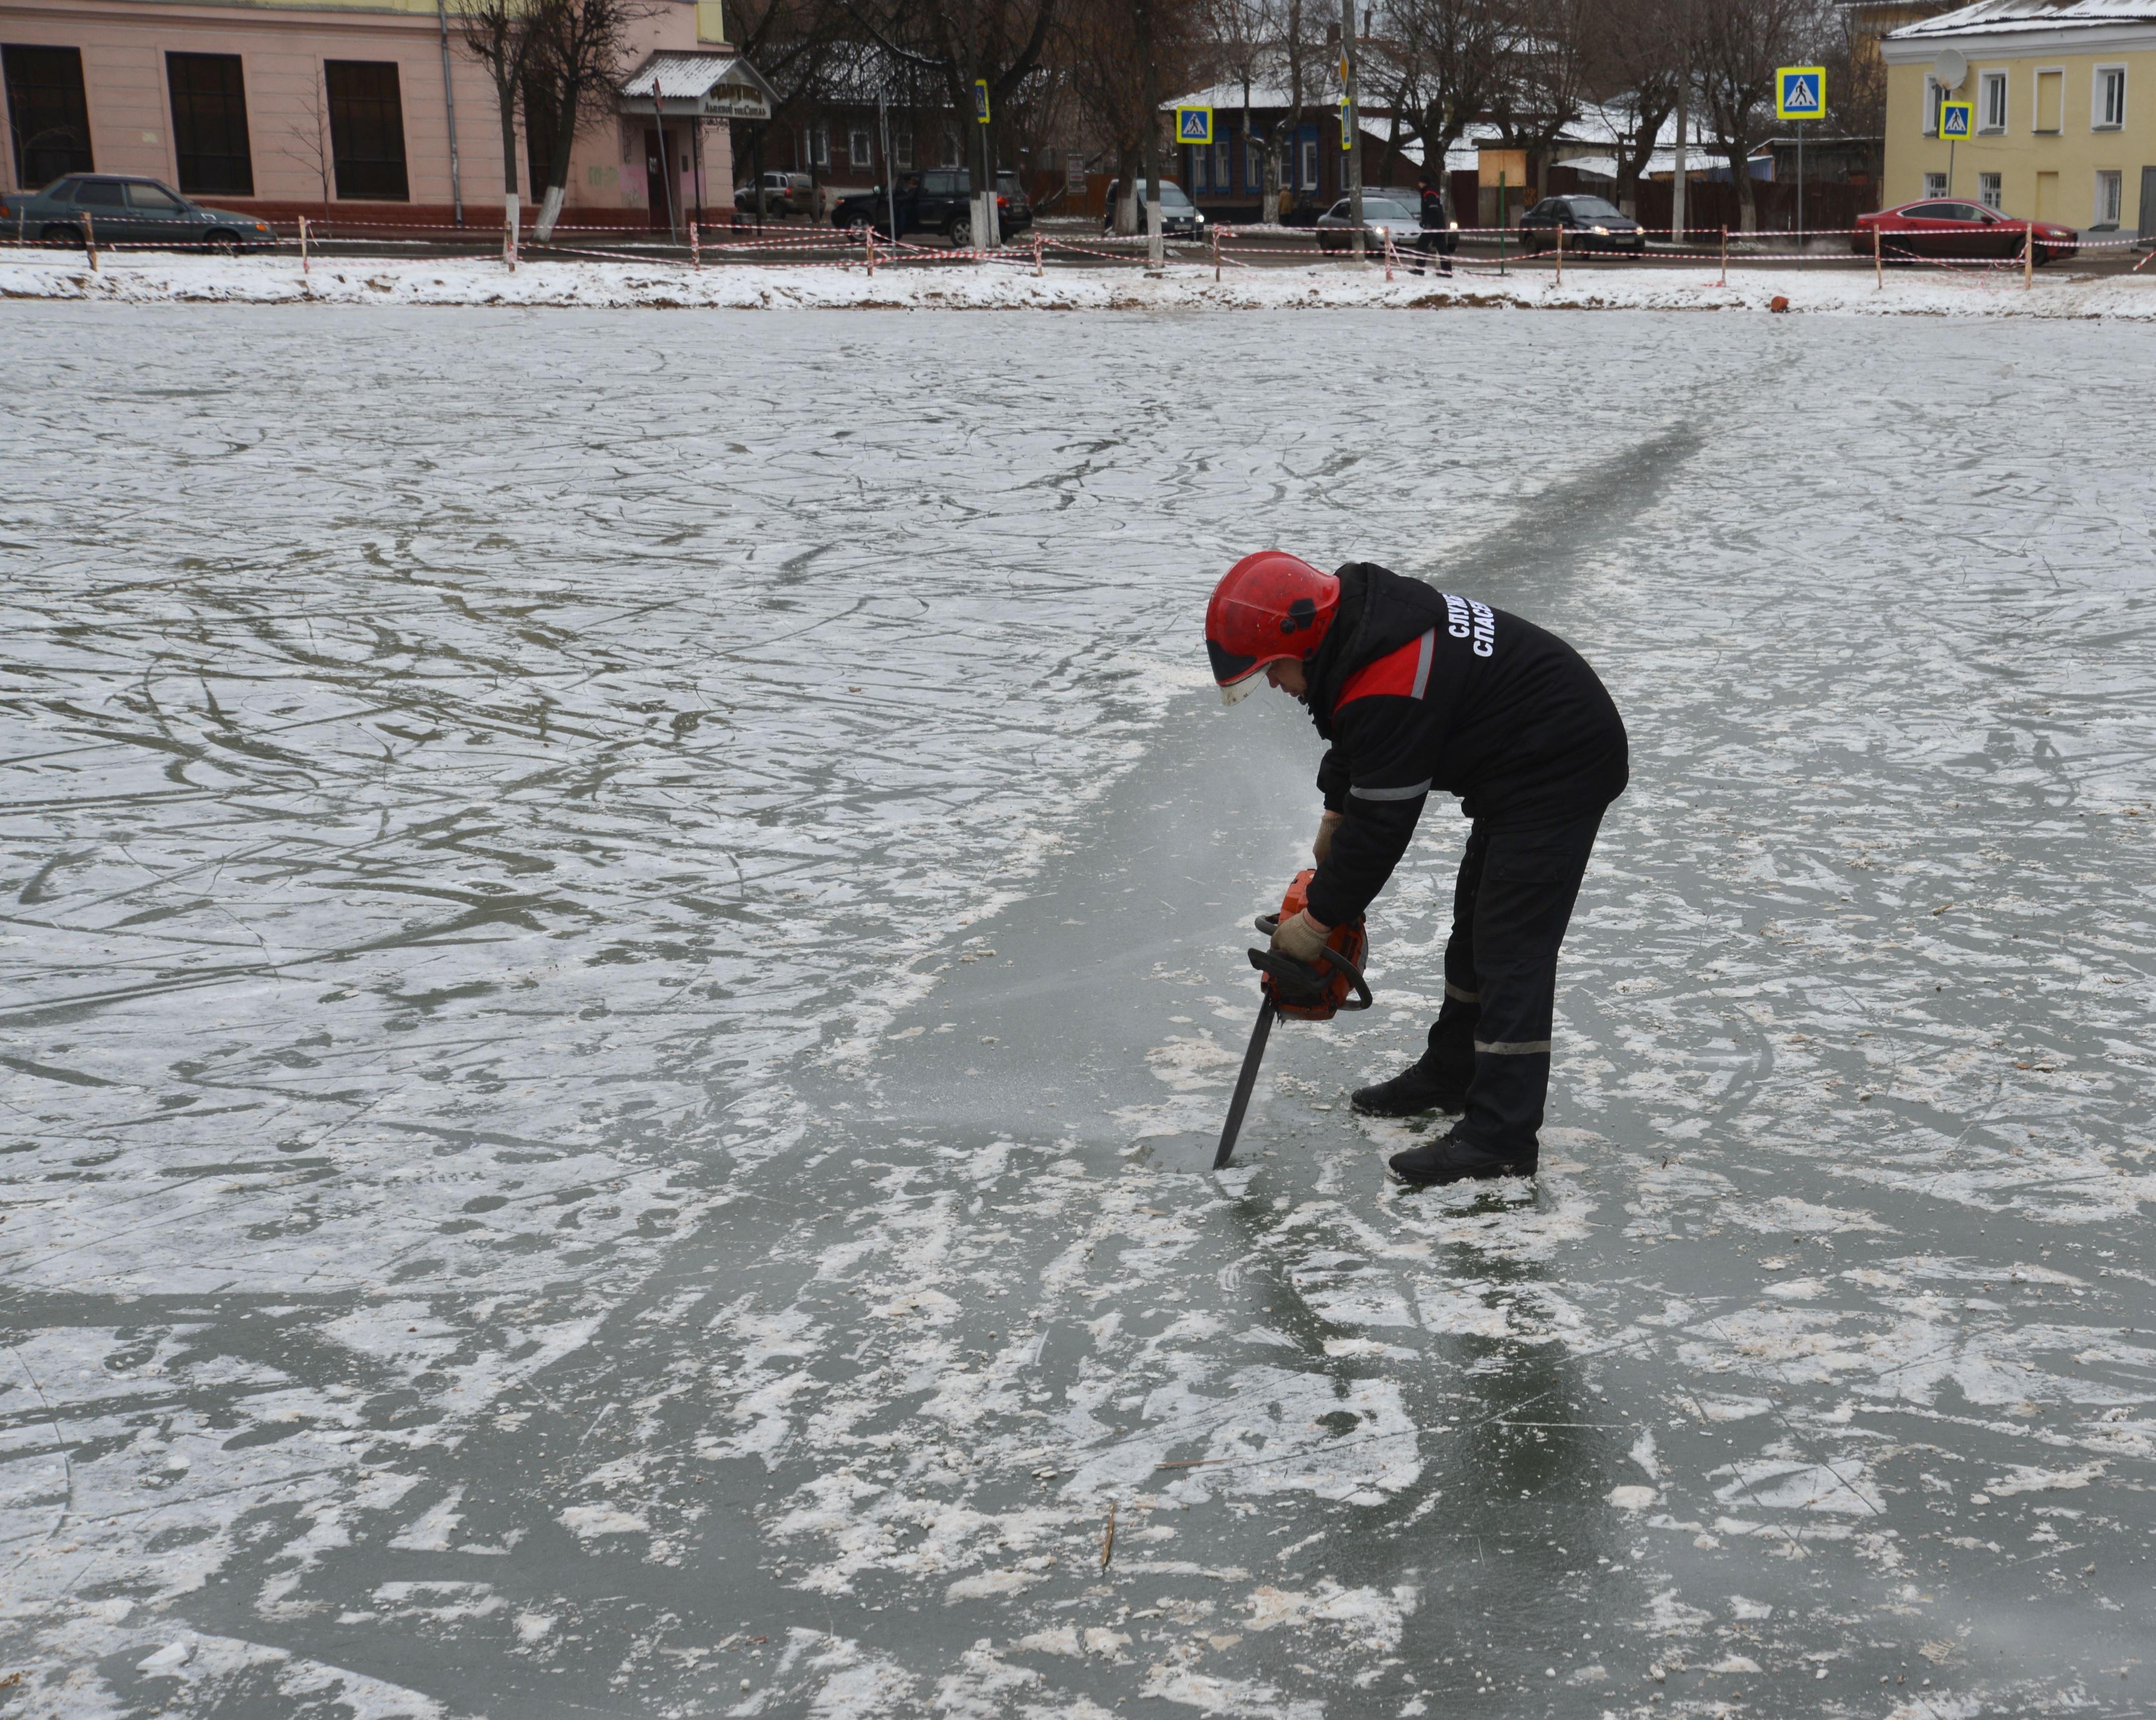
[
  {"xmin": 1415, "ymin": 175, "xmax": 1453, "ymax": 277},
  {"xmin": 1206, "ymin": 551, "xmax": 1627, "ymax": 1186}
]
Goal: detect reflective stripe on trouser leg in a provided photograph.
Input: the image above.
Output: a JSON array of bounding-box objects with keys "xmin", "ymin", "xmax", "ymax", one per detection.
[{"xmin": 1453, "ymin": 814, "xmax": 1602, "ymax": 1157}]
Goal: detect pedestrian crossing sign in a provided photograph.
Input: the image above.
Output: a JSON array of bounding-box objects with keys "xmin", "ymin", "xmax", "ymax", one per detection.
[
  {"xmin": 1776, "ymin": 66, "xmax": 1827, "ymax": 120},
  {"xmin": 1939, "ymin": 100, "xmax": 1974, "ymax": 139},
  {"xmin": 972, "ymin": 79, "xmax": 991, "ymax": 124},
  {"xmin": 1176, "ymin": 107, "xmax": 1214, "ymax": 146}
]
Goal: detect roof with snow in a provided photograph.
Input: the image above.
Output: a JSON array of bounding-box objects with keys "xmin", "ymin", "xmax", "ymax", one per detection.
[
  {"xmin": 618, "ymin": 52, "xmax": 777, "ymax": 118},
  {"xmin": 1886, "ymin": 0, "xmax": 2156, "ymax": 38}
]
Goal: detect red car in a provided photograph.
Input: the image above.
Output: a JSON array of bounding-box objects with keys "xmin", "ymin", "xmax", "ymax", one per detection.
[{"xmin": 1853, "ymin": 199, "xmax": 2077, "ymax": 265}]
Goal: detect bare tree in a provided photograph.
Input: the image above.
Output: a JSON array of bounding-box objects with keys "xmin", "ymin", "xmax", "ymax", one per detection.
[
  {"xmin": 1696, "ymin": 0, "xmax": 1817, "ymax": 230},
  {"xmin": 730, "ymin": 0, "xmax": 849, "ymax": 221},
  {"xmin": 278, "ymin": 61, "xmax": 334, "ymax": 222},
  {"xmin": 1486, "ymin": 0, "xmax": 1592, "ymax": 196},
  {"xmin": 453, "ymin": 0, "xmax": 541, "ymax": 228},
  {"xmin": 1819, "ymin": 0, "xmax": 1885, "ymax": 189},
  {"xmin": 1386, "ymin": 0, "xmax": 1513, "ymax": 221},
  {"xmin": 525, "ymin": 0, "xmax": 658, "ymax": 239},
  {"xmin": 1589, "ymin": 0, "xmax": 1683, "ymax": 216}
]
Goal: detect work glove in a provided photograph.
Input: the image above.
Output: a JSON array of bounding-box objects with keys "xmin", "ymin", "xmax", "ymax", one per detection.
[
  {"xmin": 1270, "ymin": 908, "xmax": 1332, "ymax": 966},
  {"xmin": 1313, "ymin": 810, "xmax": 1344, "ymax": 864}
]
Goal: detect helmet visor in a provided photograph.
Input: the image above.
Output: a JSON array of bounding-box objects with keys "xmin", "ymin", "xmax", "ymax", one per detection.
[{"xmin": 1220, "ymin": 675, "xmax": 1260, "ymax": 707}]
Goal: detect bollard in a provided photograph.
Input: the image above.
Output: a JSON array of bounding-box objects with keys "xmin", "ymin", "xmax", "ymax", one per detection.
[
  {"xmin": 866, "ymin": 226, "xmax": 876, "ymax": 276},
  {"xmin": 299, "ymin": 215, "xmax": 310, "ymax": 275},
  {"xmin": 690, "ymin": 220, "xmax": 700, "ymax": 269},
  {"xmin": 1035, "ymin": 229, "xmax": 1044, "ymax": 277},
  {"xmin": 1384, "ymin": 231, "xmax": 1395, "ymax": 283},
  {"xmin": 1872, "ymin": 221, "xmax": 1881, "ymax": 290},
  {"xmin": 84, "ymin": 210, "xmax": 98, "ymax": 270}
]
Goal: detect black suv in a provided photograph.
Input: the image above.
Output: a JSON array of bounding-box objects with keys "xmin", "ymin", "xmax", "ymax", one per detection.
[{"xmin": 828, "ymin": 170, "xmax": 1022, "ymax": 243}]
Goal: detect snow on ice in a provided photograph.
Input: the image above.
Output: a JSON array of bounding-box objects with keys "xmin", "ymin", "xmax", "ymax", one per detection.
[{"xmin": 1, "ymin": 302, "xmax": 2153, "ymax": 1716}]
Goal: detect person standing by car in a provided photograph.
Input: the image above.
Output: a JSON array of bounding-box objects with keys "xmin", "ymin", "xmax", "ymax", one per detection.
[
  {"xmin": 1205, "ymin": 551, "xmax": 1628, "ymax": 1186},
  {"xmin": 1415, "ymin": 177, "xmax": 1453, "ymax": 277}
]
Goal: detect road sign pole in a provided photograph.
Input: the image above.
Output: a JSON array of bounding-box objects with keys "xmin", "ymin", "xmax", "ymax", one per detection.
[{"xmin": 1797, "ymin": 121, "xmax": 1804, "ymax": 245}]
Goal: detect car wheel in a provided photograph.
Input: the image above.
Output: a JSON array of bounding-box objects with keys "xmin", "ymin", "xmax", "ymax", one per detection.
[
  {"xmin": 946, "ymin": 212, "xmax": 973, "ymax": 247},
  {"xmin": 205, "ymin": 229, "xmax": 241, "ymax": 257},
  {"xmin": 41, "ymin": 223, "xmax": 85, "ymax": 249}
]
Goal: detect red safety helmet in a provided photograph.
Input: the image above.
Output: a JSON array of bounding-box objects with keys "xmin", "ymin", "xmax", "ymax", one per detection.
[{"xmin": 1206, "ymin": 551, "xmax": 1340, "ymax": 705}]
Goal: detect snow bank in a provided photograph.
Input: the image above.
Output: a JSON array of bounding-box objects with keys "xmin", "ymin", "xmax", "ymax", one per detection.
[{"xmin": 5, "ymin": 248, "xmax": 2154, "ymax": 316}]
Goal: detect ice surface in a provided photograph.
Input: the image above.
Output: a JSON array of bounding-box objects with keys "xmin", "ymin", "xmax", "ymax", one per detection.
[{"xmin": 2, "ymin": 305, "xmax": 2153, "ymax": 1716}]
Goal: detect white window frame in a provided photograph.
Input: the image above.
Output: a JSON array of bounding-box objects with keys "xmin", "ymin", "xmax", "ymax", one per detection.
[
  {"xmin": 1923, "ymin": 73, "xmax": 1941, "ymax": 136},
  {"xmin": 1299, "ymin": 137, "xmax": 1317, "ymax": 190},
  {"xmin": 1192, "ymin": 145, "xmax": 1208, "ymax": 191},
  {"xmin": 2093, "ymin": 64, "xmax": 2125, "ymax": 130},
  {"xmin": 2095, "ymin": 168, "xmax": 2123, "ymax": 225},
  {"xmin": 1978, "ymin": 171, "xmax": 2002, "ymax": 209},
  {"xmin": 894, "ymin": 132, "xmax": 913, "ymax": 169},
  {"xmin": 1923, "ymin": 171, "xmax": 1948, "ymax": 197},
  {"xmin": 1247, "ymin": 135, "xmax": 1263, "ymax": 190},
  {"xmin": 2032, "ymin": 65, "xmax": 2064, "ymax": 134},
  {"xmin": 849, "ymin": 126, "xmax": 871, "ymax": 168},
  {"xmin": 1979, "ymin": 68, "xmax": 2008, "ymax": 133}
]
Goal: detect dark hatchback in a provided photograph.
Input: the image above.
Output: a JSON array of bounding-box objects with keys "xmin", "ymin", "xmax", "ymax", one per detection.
[
  {"xmin": 1517, "ymin": 194, "xmax": 1646, "ymax": 255},
  {"xmin": 2, "ymin": 174, "xmax": 276, "ymax": 251}
]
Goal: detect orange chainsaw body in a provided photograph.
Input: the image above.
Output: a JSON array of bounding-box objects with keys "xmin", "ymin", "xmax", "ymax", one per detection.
[{"xmin": 1268, "ymin": 869, "xmax": 1368, "ymax": 1022}]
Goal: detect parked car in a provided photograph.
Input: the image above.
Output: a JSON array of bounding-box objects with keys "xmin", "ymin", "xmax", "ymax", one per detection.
[
  {"xmin": 1853, "ymin": 199, "xmax": 2076, "ymax": 264},
  {"xmin": 1313, "ymin": 194, "xmax": 1425, "ymax": 253},
  {"xmin": 995, "ymin": 169, "xmax": 1032, "ymax": 234},
  {"xmin": 1100, "ymin": 179, "xmax": 1203, "ymax": 239},
  {"xmin": 1517, "ymin": 194, "xmax": 1646, "ymax": 255},
  {"xmin": 829, "ymin": 171, "xmax": 1016, "ymax": 243},
  {"xmin": 734, "ymin": 172, "xmax": 815, "ymax": 219},
  {"xmin": 0, "ymin": 174, "xmax": 275, "ymax": 251}
]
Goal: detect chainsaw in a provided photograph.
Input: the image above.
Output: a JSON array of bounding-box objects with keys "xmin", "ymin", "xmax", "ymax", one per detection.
[{"xmin": 1213, "ymin": 868, "xmax": 1373, "ymax": 1170}]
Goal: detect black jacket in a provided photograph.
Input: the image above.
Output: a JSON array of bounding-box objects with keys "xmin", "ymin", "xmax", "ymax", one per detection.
[{"xmin": 1303, "ymin": 563, "xmax": 1628, "ymax": 927}]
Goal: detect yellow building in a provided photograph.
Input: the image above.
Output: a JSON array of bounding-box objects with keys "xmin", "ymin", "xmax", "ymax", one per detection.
[{"xmin": 1882, "ymin": 0, "xmax": 2156, "ymax": 233}]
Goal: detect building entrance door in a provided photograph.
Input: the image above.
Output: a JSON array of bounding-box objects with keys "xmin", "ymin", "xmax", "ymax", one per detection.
[{"xmin": 644, "ymin": 126, "xmax": 676, "ymax": 232}]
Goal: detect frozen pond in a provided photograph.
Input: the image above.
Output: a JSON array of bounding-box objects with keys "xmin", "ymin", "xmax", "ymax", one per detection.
[{"xmin": 2, "ymin": 304, "xmax": 2153, "ymax": 1718}]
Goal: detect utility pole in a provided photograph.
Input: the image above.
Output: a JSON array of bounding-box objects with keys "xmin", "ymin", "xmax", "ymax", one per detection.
[
  {"xmin": 1671, "ymin": 30, "xmax": 1689, "ymax": 246},
  {"xmin": 1342, "ymin": 0, "xmax": 1363, "ymax": 259},
  {"xmin": 1141, "ymin": 3, "xmax": 1164, "ymax": 267},
  {"xmin": 436, "ymin": 0, "xmax": 464, "ymax": 226}
]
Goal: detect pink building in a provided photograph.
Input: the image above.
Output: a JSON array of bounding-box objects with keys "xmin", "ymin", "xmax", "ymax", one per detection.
[{"xmin": 0, "ymin": 0, "xmax": 769, "ymax": 229}]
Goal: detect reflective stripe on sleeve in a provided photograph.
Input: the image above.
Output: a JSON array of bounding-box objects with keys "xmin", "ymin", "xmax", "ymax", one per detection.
[
  {"xmin": 1348, "ymin": 778, "xmax": 1433, "ymax": 802},
  {"xmin": 1474, "ymin": 1038, "xmax": 1552, "ymax": 1055},
  {"xmin": 1410, "ymin": 627, "xmax": 1435, "ymax": 700},
  {"xmin": 1444, "ymin": 982, "xmax": 1479, "ymax": 1003}
]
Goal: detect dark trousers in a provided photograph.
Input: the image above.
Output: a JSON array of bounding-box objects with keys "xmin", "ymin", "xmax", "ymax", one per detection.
[
  {"xmin": 1412, "ymin": 230, "xmax": 1453, "ymax": 276},
  {"xmin": 1422, "ymin": 812, "xmax": 1603, "ymax": 1157}
]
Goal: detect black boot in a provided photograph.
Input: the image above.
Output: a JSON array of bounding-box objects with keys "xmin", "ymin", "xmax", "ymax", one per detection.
[
  {"xmin": 1387, "ymin": 1131, "xmax": 1536, "ymax": 1187},
  {"xmin": 1350, "ymin": 1057, "xmax": 1466, "ymax": 1119}
]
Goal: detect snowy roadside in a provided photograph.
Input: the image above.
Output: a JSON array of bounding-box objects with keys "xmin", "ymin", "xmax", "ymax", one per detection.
[{"xmin": 4, "ymin": 248, "xmax": 2155, "ymax": 315}]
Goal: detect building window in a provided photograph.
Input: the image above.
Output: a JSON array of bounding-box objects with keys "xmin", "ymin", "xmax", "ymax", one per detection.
[
  {"xmin": 1213, "ymin": 139, "xmax": 1228, "ymax": 191},
  {"xmin": 849, "ymin": 126, "xmax": 870, "ymax": 168},
  {"xmin": 1246, "ymin": 135, "xmax": 1263, "ymax": 191},
  {"xmin": 2033, "ymin": 67, "xmax": 2062, "ymax": 134},
  {"xmin": 1299, "ymin": 137, "xmax": 1316, "ymax": 190},
  {"xmin": 1192, "ymin": 145, "xmax": 1208, "ymax": 192},
  {"xmin": 894, "ymin": 132, "xmax": 913, "ymax": 169},
  {"xmin": 166, "ymin": 53, "xmax": 253, "ymax": 196},
  {"xmin": 1923, "ymin": 172, "xmax": 1947, "ymax": 197},
  {"xmin": 1979, "ymin": 171, "xmax": 2002, "ymax": 209},
  {"xmin": 1922, "ymin": 73, "xmax": 1941, "ymax": 135},
  {"xmin": 806, "ymin": 124, "xmax": 828, "ymax": 168},
  {"xmin": 942, "ymin": 132, "xmax": 960, "ymax": 168},
  {"xmin": 2094, "ymin": 66, "xmax": 2125, "ymax": 129},
  {"xmin": 324, "ymin": 60, "xmax": 408, "ymax": 200},
  {"xmin": 2, "ymin": 44, "xmax": 95, "ymax": 184},
  {"xmin": 2096, "ymin": 169, "xmax": 2122, "ymax": 225},
  {"xmin": 1980, "ymin": 69, "xmax": 2007, "ymax": 133}
]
